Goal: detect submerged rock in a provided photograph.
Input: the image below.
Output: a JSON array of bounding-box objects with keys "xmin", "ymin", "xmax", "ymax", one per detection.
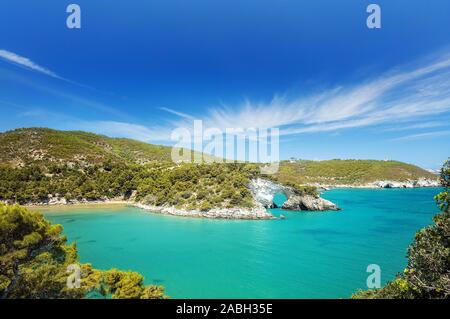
[{"xmin": 282, "ymin": 195, "xmax": 339, "ymax": 211}]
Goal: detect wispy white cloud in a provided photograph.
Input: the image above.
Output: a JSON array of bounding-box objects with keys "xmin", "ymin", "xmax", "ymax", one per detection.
[
  {"xmin": 18, "ymin": 109, "xmax": 47, "ymax": 118},
  {"xmin": 0, "ymin": 49, "xmax": 98, "ymax": 91},
  {"xmin": 2, "ymin": 69, "xmax": 133, "ymax": 121},
  {"xmin": 159, "ymin": 107, "xmax": 196, "ymax": 120},
  {"xmin": 77, "ymin": 121, "xmax": 172, "ymax": 143},
  {"xmin": 390, "ymin": 130, "xmax": 450, "ymax": 141},
  {"xmin": 0, "ymin": 49, "xmax": 63, "ymax": 80},
  {"xmin": 383, "ymin": 121, "xmax": 448, "ymax": 132},
  {"xmin": 167, "ymin": 52, "xmax": 450, "ymax": 140},
  {"xmin": 5, "ymin": 49, "xmax": 450, "ymax": 145}
]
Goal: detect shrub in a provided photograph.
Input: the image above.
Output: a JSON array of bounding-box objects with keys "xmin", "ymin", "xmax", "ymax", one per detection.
[{"xmin": 0, "ymin": 203, "xmax": 167, "ymax": 299}]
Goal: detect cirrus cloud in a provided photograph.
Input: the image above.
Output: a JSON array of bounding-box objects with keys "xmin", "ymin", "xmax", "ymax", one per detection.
[
  {"xmin": 161, "ymin": 52, "xmax": 450, "ymax": 141},
  {"xmin": 0, "ymin": 49, "xmax": 63, "ymax": 79}
]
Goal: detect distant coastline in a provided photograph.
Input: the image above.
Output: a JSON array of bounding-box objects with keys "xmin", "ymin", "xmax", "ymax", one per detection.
[{"xmin": 312, "ymin": 178, "xmax": 440, "ymax": 191}]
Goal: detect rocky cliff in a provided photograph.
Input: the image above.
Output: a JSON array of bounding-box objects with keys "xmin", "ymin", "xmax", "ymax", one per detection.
[
  {"xmin": 281, "ymin": 195, "xmax": 339, "ymax": 211},
  {"xmin": 249, "ymin": 178, "xmax": 339, "ymax": 212},
  {"xmin": 370, "ymin": 178, "xmax": 440, "ymax": 188}
]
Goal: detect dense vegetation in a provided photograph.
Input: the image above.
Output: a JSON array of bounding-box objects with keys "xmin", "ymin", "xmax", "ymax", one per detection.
[
  {"xmin": 0, "ymin": 128, "xmax": 174, "ymax": 167},
  {"xmin": 353, "ymin": 159, "xmax": 450, "ymax": 299},
  {"xmin": 135, "ymin": 162, "xmax": 259, "ymax": 210},
  {"xmin": 0, "ymin": 128, "xmax": 259, "ymax": 210},
  {"xmin": 0, "ymin": 128, "xmax": 439, "ymax": 210},
  {"xmin": 0, "ymin": 162, "xmax": 138, "ymax": 203},
  {"xmin": 1, "ymin": 128, "xmax": 447, "ymax": 299},
  {"xmin": 0, "ymin": 161, "xmax": 260, "ymax": 210},
  {"xmin": 273, "ymin": 159, "xmax": 437, "ymax": 186},
  {"xmin": 0, "ymin": 203, "xmax": 166, "ymax": 299}
]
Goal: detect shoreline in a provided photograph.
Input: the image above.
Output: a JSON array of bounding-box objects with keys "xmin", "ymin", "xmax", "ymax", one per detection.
[
  {"xmin": 20, "ymin": 200, "xmax": 275, "ymax": 220},
  {"xmin": 133, "ymin": 203, "xmax": 276, "ymax": 220},
  {"xmin": 11, "ymin": 182, "xmax": 442, "ymax": 217},
  {"xmin": 24, "ymin": 200, "xmax": 132, "ymax": 210}
]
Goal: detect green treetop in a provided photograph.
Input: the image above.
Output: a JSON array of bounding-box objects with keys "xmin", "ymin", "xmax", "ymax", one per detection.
[{"xmin": 0, "ymin": 203, "xmax": 166, "ymax": 299}]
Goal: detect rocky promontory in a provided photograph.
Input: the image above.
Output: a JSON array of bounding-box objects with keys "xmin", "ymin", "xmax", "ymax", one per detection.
[
  {"xmin": 249, "ymin": 178, "xmax": 294, "ymax": 208},
  {"xmin": 281, "ymin": 195, "xmax": 339, "ymax": 211},
  {"xmin": 134, "ymin": 178, "xmax": 340, "ymax": 220},
  {"xmin": 133, "ymin": 203, "xmax": 275, "ymax": 220},
  {"xmin": 249, "ymin": 178, "xmax": 340, "ymax": 212}
]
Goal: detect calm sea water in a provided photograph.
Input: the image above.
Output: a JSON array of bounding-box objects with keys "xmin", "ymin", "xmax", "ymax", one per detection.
[{"xmin": 43, "ymin": 188, "xmax": 442, "ymax": 298}]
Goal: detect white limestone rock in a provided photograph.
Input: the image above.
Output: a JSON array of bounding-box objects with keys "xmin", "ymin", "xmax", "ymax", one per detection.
[
  {"xmin": 282, "ymin": 195, "xmax": 339, "ymax": 211},
  {"xmin": 249, "ymin": 178, "xmax": 339, "ymax": 212},
  {"xmin": 372, "ymin": 179, "xmax": 440, "ymax": 188},
  {"xmin": 249, "ymin": 178, "xmax": 288, "ymax": 208}
]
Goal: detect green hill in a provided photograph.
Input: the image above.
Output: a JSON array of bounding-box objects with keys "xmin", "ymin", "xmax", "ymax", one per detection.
[
  {"xmin": 273, "ymin": 159, "xmax": 437, "ymax": 186},
  {"xmin": 0, "ymin": 128, "xmax": 258, "ymax": 208},
  {"xmin": 0, "ymin": 128, "xmax": 174, "ymax": 167},
  {"xmin": 0, "ymin": 128, "xmax": 439, "ymax": 208}
]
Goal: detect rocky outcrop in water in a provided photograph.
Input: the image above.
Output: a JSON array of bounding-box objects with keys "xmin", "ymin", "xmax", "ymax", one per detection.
[
  {"xmin": 249, "ymin": 178, "xmax": 294, "ymax": 208},
  {"xmin": 135, "ymin": 176, "xmax": 341, "ymax": 219},
  {"xmin": 281, "ymin": 195, "xmax": 339, "ymax": 211},
  {"xmin": 249, "ymin": 178, "xmax": 339, "ymax": 212}
]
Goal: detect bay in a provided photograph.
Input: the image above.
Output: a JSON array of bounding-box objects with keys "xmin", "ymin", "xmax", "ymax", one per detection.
[{"xmin": 43, "ymin": 187, "xmax": 442, "ymax": 298}]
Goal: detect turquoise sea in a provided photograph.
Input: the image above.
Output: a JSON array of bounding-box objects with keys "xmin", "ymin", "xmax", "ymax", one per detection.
[{"xmin": 43, "ymin": 187, "xmax": 442, "ymax": 298}]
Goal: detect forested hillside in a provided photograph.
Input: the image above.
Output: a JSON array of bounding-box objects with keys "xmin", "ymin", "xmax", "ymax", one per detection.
[
  {"xmin": 0, "ymin": 128, "xmax": 173, "ymax": 167},
  {"xmin": 0, "ymin": 128, "xmax": 439, "ymax": 208},
  {"xmin": 273, "ymin": 159, "xmax": 437, "ymax": 186}
]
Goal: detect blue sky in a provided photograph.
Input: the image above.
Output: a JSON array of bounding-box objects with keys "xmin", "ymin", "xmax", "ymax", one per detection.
[{"xmin": 1, "ymin": 0, "xmax": 450, "ymax": 169}]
